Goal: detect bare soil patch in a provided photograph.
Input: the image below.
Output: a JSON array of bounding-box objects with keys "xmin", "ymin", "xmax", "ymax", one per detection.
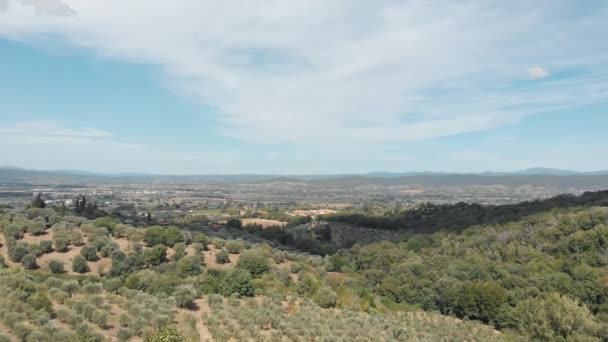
[{"xmin": 241, "ymin": 218, "xmax": 286, "ymax": 227}]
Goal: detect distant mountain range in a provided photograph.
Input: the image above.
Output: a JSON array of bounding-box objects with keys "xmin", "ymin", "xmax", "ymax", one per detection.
[{"xmin": 1, "ymin": 166, "xmax": 608, "ymax": 187}]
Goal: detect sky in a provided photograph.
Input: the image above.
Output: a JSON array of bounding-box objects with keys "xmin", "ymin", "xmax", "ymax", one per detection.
[{"xmin": 0, "ymin": 0, "xmax": 607, "ymax": 175}]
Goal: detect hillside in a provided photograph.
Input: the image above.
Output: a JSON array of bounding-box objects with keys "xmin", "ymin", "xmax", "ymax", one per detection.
[{"xmin": 2, "ymin": 191, "xmax": 608, "ymax": 340}]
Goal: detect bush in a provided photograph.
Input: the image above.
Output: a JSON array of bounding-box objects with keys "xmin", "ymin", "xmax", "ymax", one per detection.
[
  {"xmin": 100, "ymin": 241, "xmax": 119, "ymax": 258},
  {"xmin": 172, "ymin": 243, "xmax": 186, "ymax": 261},
  {"xmin": 314, "ymin": 287, "xmax": 338, "ymax": 308},
  {"xmin": 27, "ymin": 218, "xmax": 46, "ymax": 235},
  {"xmin": 54, "ymin": 236, "xmax": 69, "ymax": 252},
  {"xmin": 144, "ymin": 226, "xmax": 184, "ymax": 247},
  {"xmin": 0, "ymin": 255, "xmax": 6, "ymax": 268},
  {"xmin": 21, "ymin": 253, "xmax": 38, "ymax": 269},
  {"xmin": 221, "ymin": 269, "xmax": 254, "ymax": 297},
  {"xmin": 49, "ymin": 260, "xmax": 65, "ymax": 274},
  {"xmin": 70, "ymin": 231, "xmax": 84, "ymax": 246},
  {"xmin": 513, "ymin": 293, "xmax": 600, "ymax": 340},
  {"xmin": 8, "ymin": 243, "xmax": 28, "ymax": 262},
  {"xmin": 144, "ymin": 326, "xmax": 185, "ymax": 342},
  {"xmin": 72, "ymin": 255, "xmax": 90, "ymax": 273},
  {"xmin": 27, "ymin": 292, "xmax": 53, "ymax": 312},
  {"xmin": 237, "ymin": 251, "xmax": 269, "ymax": 277},
  {"xmin": 226, "ymin": 240, "xmax": 246, "ymax": 254},
  {"xmin": 80, "ymin": 245, "xmax": 99, "ymax": 262},
  {"xmin": 39, "ymin": 240, "xmax": 53, "ymax": 254},
  {"xmin": 144, "ymin": 245, "xmax": 167, "ymax": 266},
  {"xmin": 174, "ymin": 285, "xmax": 197, "ymax": 308},
  {"xmin": 177, "ymin": 256, "xmax": 203, "ymax": 277},
  {"xmin": 215, "ymin": 250, "xmax": 230, "ymax": 264},
  {"xmin": 211, "ymin": 238, "xmax": 225, "ymax": 248},
  {"xmin": 193, "ymin": 234, "xmax": 209, "ymax": 249}
]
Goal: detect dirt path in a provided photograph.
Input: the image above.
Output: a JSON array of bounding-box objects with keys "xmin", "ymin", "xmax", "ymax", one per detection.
[{"xmin": 177, "ymin": 298, "xmax": 213, "ymax": 342}]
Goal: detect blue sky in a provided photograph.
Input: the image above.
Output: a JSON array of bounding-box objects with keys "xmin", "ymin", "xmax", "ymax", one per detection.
[{"xmin": 0, "ymin": 0, "xmax": 607, "ymax": 174}]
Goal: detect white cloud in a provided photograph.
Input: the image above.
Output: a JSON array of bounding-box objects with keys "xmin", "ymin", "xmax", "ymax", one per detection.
[
  {"xmin": 528, "ymin": 67, "xmax": 550, "ymax": 79},
  {"xmin": 17, "ymin": 0, "xmax": 76, "ymax": 16},
  {"xmin": 0, "ymin": 121, "xmax": 113, "ymax": 142},
  {"xmin": 0, "ymin": 0, "xmax": 607, "ymax": 151}
]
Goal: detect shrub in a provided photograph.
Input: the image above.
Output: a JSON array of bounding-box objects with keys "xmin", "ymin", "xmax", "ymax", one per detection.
[
  {"xmin": 215, "ymin": 250, "xmax": 230, "ymax": 264},
  {"xmin": 221, "ymin": 269, "xmax": 254, "ymax": 297},
  {"xmin": 144, "ymin": 226, "xmax": 184, "ymax": 247},
  {"xmin": 174, "ymin": 285, "xmax": 197, "ymax": 308},
  {"xmin": 144, "ymin": 326, "xmax": 185, "ymax": 342},
  {"xmin": 27, "ymin": 218, "xmax": 46, "ymax": 235},
  {"xmin": 100, "ymin": 241, "xmax": 119, "ymax": 258},
  {"xmin": 70, "ymin": 231, "xmax": 84, "ymax": 246},
  {"xmin": 72, "ymin": 255, "xmax": 90, "ymax": 273},
  {"xmin": 80, "ymin": 245, "xmax": 99, "ymax": 262},
  {"xmin": 177, "ymin": 256, "xmax": 203, "ymax": 277},
  {"xmin": 144, "ymin": 245, "xmax": 168, "ymax": 266},
  {"xmin": 83, "ymin": 282, "xmax": 103, "ymax": 294},
  {"xmin": 226, "ymin": 240, "xmax": 246, "ymax": 254},
  {"xmin": 0, "ymin": 255, "xmax": 6, "ymax": 268},
  {"xmin": 172, "ymin": 243, "xmax": 186, "ymax": 261},
  {"xmin": 513, "ymin": 293, "xmax": 600, "ymax": 340},
  {"xmin": 21, "ymin": 253, "xmax": 38, "ymax": 269},
  {"xmin": 314, "ymin": 287, "xmax": 338, "ymax": 308},
  {"xmin": 193, "ymin": 234, "xmax": 209, "ymax": 249},
  {"xmin": 102, "ymin": 278, "xmax": 122, "ymax": 293},
  {"xmin": 61, "ymin": 280, "xmax": 81, "ymax": 297},
  {"xmin": 237, "ymin": 251, "xmax": 270, "ymax": 277},
  {"xmin": 27, "ymin": 292, "xmax": 53, "ymax": 312},
  {"xmin": 54, "ymin": 236, "xmax": 69, "ymax": 252},
  {"xmin": 38, "ymin": 240, "xmax": 53, "ymax": 254},
  {"xmin": 208, "ymin": 294, "xmax": 223, "ymax": 305},
  {"xmin": 211, "ymin": 238, "xmax": 225, "ymax": 248},
  {"xmin": 49, "ymin": 260, "xmax": 65, "ymax": 274},
  {"xmin": 93, "ymin": 216, "xmax": 117, "ymax": 231},
  {"xmin": 8, "ymin": 243, "xmax": 28, "ymax": 262}
]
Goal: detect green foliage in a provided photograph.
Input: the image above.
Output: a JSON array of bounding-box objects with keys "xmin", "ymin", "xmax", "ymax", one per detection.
[
  {"xmin": 144, "ymin": 326, "xmax": 185, "ymax": 342},
  {"xmin": 236, "ymin": 250, "xmax": 269, "ymax": 277},
  {"xmin": 39, "ymin": 240, "xmax": 53, "ymax": 254},
  {"xmin": 192, "ymin": 233, "xmax": 209, "ymax": 250},
  {"xmin": 72, "ymin": 255, "xmax": 90, "ymax": 273},
  {"xmin": 512, "ymin": 293, "xmax": 600, "ymax": 341},
  {"xmin": 144, "ymin": 245, "xmax": 168, "ymax": 266},
  {"xmin": 21, "ymin": 253, "xmax": 38, "ymax": 269},
  {"xmin": 221, "ymin": 269, "xmax": 255, "ymax": 297},
  {"xmin": 27, "ymin": 292, "xmax": 53, "ymax": 312},
  {"xmin": 215, "ymin": 249, "xmax": 230, "ymax": 264},
  {"xmin": 313, "ymin": 286, "xmax": 338, "ymax": 308},
  {"xmin": 226, "ymin": 240, "xmax": 246, "ymax": 254},
  {"xmin": 26, "ymin": 218, "xmax": 47, "ymax": 235},
  {"xmin": 226, "ymin": 218, "xmax": 242, "ymax": 229},
  {"xmin": 80, "ymin": 245, "xmax": 99, "ymax": 261},
  {"xmin": 171, "ymin": 242, "xmax": 186, "ymax": 261},
  {"xmin": 49, "ymin": 259, "xmax": 65, "ymax": 274},
  {"xmin": 173, "ymin": 285, "xmax": 197, "ymax": 308},
  {"xmin": 53, "ymin": 235, "xmax": 69, "ymax": 252},
  {"xmin": 93, "ymin": 216, "xmax": 117, "ymax": 231},
  {"xmin": 31, "ymin": 193, "xmax": 46, "ymax": 209},
  {"xmin": 144, "ymin": 226, "xmax": 185, "ymax": 247},
  {"xmin": 8, "ymin": 243, "xmax": 28, "ymax": 262},
  {"xmin": 177, "ymin": 255, "xmax": 203, "ymax": 277}
]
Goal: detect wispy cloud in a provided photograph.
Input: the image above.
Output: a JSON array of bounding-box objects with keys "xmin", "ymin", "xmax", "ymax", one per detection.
[
  {"xmin": 0, "ymin": 0, "xmax": 607, "ymax": 151},
  {"xmin": 0, "ymin": 121, "xmax": 113, "ymax": 142},
  {"xmin": 527, "ymin": 67, "xmax": 550, "ymax": 79},
  {"xmin": 17, "ymin": 0, "xmax": 76, "ymax": 16}
]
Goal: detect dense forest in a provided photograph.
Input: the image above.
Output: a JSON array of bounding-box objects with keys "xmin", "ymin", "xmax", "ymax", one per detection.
[
  {"xmin": 323, "ymin": 190, "xmax": 608, "ymax": 232},
  {"xmin": 1, "ymin": 191, "xmax": 608, "ymax": 340}
]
